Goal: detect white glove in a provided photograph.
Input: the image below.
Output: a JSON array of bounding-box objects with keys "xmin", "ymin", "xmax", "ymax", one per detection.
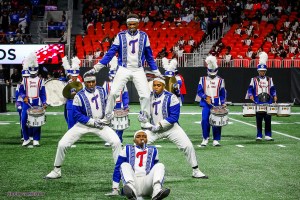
[
  {"xmin": 138, "ymin": 111, "xmax": 148, "ymax": 123},
  {"xmin": 105, "ymin": 188, "xmax": 119, "ymax": 196},
  {"xmin": 93, "ymin": 63, "xmax": 106, "ymax": 72},
  {"xmin": 151, "ymin": 123, "xmax": 162, "ymax": 133},
  {"xmin": 94, "ymin": 119, "xmax": 104, "ymax": 129}
]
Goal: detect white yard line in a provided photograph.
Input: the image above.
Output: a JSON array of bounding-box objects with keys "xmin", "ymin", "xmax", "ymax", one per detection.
[{"xmin": 229, "ymin": 117, "xmax": 300, "ymax": 141}]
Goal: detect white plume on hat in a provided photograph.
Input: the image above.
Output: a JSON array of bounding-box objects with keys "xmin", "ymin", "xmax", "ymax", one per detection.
[
  {"xmin": 23, "ymin": 52, "xmax": 38, "ymax": 69},
  {"xmin": 257, "ymin": 51, "xmax": 268, "ymax": 71},
  {"xmin": 162, "ymin": 57, "xmax": 177, "ymax": 72},
  {"xmin": 71, "ymin": 56, "xmax": 81, "ymax": 70},
  {"xmin": 205, "ymin": 55, "xmax": 218, "ymax": 75},
  {"xmin": 205, "ymin": 55, "xmax": 218, "ymax": 70},
  {"xmin": 258, "ymin": 51, "xmax": 268, "ymax": 65},
  {"xmin": 62, "ymin": 56, "xmax": 71, "ymax": 70}
]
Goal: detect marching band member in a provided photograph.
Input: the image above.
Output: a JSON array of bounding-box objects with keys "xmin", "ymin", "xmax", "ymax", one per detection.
[
  {"xmin": 174, "ymin": 70, "xmax": 187, "ymax": 105},
  {"xmin": 162, "ymin": 56, "xmax": 182, "ymax": 105},
  {"xmin": 197, "ymin": 55, "xmax": 227, "ymax": 147},
  {"xmin": 44, "ymin": 73, "xmax": 122, "ymax": 179},
  {"xmin": 15, "ymin": 69, "xmax": 32, "ymax": 141},
  {"xmin": 146, "ymin": 78, "xmax": 208, "ymax": 179},
  {"xmin": 18, "ymin": 53, "xmax": 47, "ymax": 147},
  {"xmin": 84, "ymin": 13, "xmax": 162, "ymax": 129},
  {"xmin": 62, "ymin": 56, "xmax": 83, "ymax": 129},
  {"xmin": 103, "ymin": 55, "xmax": 129, "ymax": 146},
  {"xmin": 247, "ymin": 52, "xmax": 277, "ymax": 141},
  {"xmin": 105, "ymin": 130, "xmax": 170, "ymax": 200}
]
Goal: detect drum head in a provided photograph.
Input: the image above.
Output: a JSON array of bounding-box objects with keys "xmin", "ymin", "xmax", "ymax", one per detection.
[
  {"xmin": 45, "ymin": 79, "xmax": 66, "ymax": 106},
  {"xmin": 27, "ymin": 106, "xmax": 45, "ymax": 115},
  {"xmin": 211, "ymin": 106, "xmax": 228, "ymax": 116}
]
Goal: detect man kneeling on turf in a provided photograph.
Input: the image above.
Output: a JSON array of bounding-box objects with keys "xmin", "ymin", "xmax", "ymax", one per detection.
[{"xmin": 106, "ymin": 130, "xmax": 170, "ymax": 200}]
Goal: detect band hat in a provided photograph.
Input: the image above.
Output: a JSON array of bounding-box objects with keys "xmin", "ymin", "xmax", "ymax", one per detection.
[
  {"xmin": 22, "ymin": 69, "xmax": 30, "ymax": 77},
  {"xmin": 153, "ymin": 77, "xmax": 166, "ymax": 85},
  {"xmin": 257, "ymin": 64, "xmax": 267, "ymax": 71},
  {"xmin": 67, "ymin": 69, "xmax": 80, "ymax": 76},
  {"xmin": 164, "ymin": 71, "xmax": 175, "ymax": 77},
  {"xmin": 126, "ymin": 18, "xmax": 139, "ymax": 23}
]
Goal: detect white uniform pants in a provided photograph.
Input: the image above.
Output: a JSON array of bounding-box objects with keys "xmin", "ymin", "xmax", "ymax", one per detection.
[
  {"xmin": 121, "ymin": 162, "xmax": 165, "ymax": 197},
  {"xmin": 146, "ymin": 123, "xmax": 198, "ymax": 168},
  {"xmin": 106, "ymin": 67, "xmax": 150, "ymax": 117},
  {"xmin": 54, "ymin": 123, "xmax": 122, "ymax": 166}
]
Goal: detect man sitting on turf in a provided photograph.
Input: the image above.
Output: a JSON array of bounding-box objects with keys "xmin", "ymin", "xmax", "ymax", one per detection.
[{"xmin": 105, "ymin": 130, "xmax": 170, "ymax": 200}]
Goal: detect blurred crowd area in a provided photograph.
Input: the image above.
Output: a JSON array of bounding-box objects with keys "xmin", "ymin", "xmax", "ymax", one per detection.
[
  {"xmin": 77, "ymin": 0, "xmax": 299, "ymax": 60},
  {"xmin": 0, "ymin": 0, "xmax": 59, "ymax": 44}
]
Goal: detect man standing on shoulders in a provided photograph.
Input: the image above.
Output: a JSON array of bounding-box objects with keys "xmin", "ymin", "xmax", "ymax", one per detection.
[{"xmin": 85, "ymin": 13, "xmax": 162, "ymax": 129}]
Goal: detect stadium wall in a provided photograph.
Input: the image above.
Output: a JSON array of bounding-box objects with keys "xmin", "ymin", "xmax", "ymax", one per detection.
[{"xmin": 80, "ymin": 67, "xmax": 299, "ymax": 105}]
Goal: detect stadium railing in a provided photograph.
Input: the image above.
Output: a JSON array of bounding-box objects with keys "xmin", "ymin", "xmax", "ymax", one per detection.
[{"xmin": 79, "ymin": 54, "xmax": 300, "ymax": 68}]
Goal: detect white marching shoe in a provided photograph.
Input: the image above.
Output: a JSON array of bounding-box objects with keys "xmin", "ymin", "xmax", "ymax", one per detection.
[
  {"xmin": 44, "ymin": 167, "xmax": 61, "ymax": 179},
  {"xmin": 22, "ymin": 139, "xmax": 31, "ymax": 146},
  {"xmin": 265, "ymin": 136, "xmax": 274, "ymax": 141},
  {"xmin": 256, "ymin": 137, "xmax": 262, "ymax": 141},
  {"xmin": 105, "ymin": 188, "xmax": 119, "ymax": 196},
  {"xmin": 200, "ymin": 138, "xmax": 208, "ymax": 147},
  {"xmin": 192, "ymin": 168, "xmax": 208, "ymax": 179},
  {"xmin": 152, "ymin": 188, "xmax": 170, "ymax": 200},
  {"xmin": 104, "ymin": 142, "xmax": 111, "ymax": 147},
  {"xmin": 212, "ymin": 140, "xmax": 221, "ymax": 147},
  {"xmin": 33, "ymin": 140, "xmax": 40, "ymax": 147}
]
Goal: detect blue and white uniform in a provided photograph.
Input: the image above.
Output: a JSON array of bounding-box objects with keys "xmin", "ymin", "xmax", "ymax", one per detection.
[
  {"xmin": 247, "ymin": 76, "xmax": 277, "ymax": 138},
  {"xmin": 146, "ymin": 90, "xmax": 199, "ymax": 168},
  {"xmin": 197, "ymin": 76, "xmax": 226, "ymax": 141},
  {"xmin": 103, "ymin": 80, "xmax": 129, "ymax": 142},
  {"xmin": 18, "ymin": 76, "xmax": 46, "ymax": 142},
  {"xmin": 112, "ymin": 144, "xmax": 165, "ymax": 198},
  {"xmin": 95, "ymin": 30, "xmax": 159, "ymax": 118},
  {"xmin": 53, "ymin": 86, "xmax": 122, "ymax": 167}
]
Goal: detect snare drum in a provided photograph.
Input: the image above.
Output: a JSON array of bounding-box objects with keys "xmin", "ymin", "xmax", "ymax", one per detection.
[
  {"xmin": 243, "ymin": 103, "xmax": 256, "ymax": 117},
  {"xmin": 267, "ymin": 104, "xmax": 278, "ymax": 116},
  {"xmin": 27, "ymin": 106, "xmax": 46, "ymax": 127},
  {"xmin": 256, "ymin": 104, "xmax": 267, "ymax": 113},
  {"xmin": 277, "ymin": 103, "xmax": 291, "ymax": 117},
  {"xmin": 209, "ymin": 106, "xmax": 229, "ymax": 127},
  {"xmin": 111, "ymin": 109, "xmax": 130, "ymax": 130}
]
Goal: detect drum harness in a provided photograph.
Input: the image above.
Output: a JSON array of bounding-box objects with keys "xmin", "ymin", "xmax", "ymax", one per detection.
[{"xmin": 256, "ymin": 76, "xmax": 271, "ymax": 103}]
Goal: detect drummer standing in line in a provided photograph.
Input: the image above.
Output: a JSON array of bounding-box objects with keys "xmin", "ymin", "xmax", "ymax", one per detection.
[
  {"xmin": 62, "ymin": 56, "xmax": 83, "ymax": 129},
  {"xmin": 19, "ymin": 53, "xmax": 47, "ymax": 147},
  {"xmin": 247, "ymin": 52, "xmax": 277, "ymax": 141},
  {"xmin": 197, "ymin": 55, "xmax": 227, "ymax": 147}
]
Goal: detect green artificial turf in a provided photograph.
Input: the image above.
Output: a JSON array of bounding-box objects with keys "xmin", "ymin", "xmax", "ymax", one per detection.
[{"xmin": 0, "ymin": 104, "xmax": 299, "ymax": 199}]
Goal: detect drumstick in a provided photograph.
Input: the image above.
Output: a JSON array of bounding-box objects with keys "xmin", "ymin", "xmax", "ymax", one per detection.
[{"xmin": 27, "ymin": 103, "xmax": 33, "ymax": 108}]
